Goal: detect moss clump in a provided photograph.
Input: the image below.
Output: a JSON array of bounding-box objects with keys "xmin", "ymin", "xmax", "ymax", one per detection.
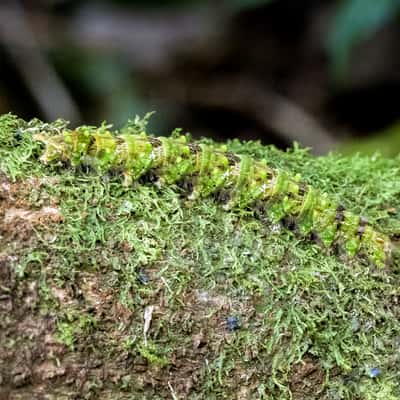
[
  {"xmin": 56, "ymin": 311, "xmax": 97, "ymax": 350},
  {"xmin": 136, "ymin": 341, "xmax": 169, "ymax": 367},
  {"xmin": 0, "ymin": 114, "xmax": 399, "ymax": 399}
]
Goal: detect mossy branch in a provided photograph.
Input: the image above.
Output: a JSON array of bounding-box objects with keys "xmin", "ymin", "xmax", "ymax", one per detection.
[{"xmin": 0, "ymin": 113, "xmax": 399, "ymax": 399}]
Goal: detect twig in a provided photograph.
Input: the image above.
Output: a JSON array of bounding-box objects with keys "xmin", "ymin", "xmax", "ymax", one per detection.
[
  {"xmin": 168, "ymin": 381, "xmax": 179, "ymax": 400},
  {"xmin": 143, "ymin": 305, "xmax": 154, "ymax": 346}
]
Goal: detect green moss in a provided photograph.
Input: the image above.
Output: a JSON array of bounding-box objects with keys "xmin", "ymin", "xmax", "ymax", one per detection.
[
  {"xmin": 137, "ymin": 340, "xmax": 169, "ymax": 367},
  {"xmin": 1, "ymin": 114, "xmax": 400, "ymax": 399},
  {"xmin": 56, "ymin": 311, "xmax": 97, "ymax": 350}
]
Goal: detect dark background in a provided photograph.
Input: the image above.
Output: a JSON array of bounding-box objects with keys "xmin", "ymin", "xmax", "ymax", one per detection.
[{"xmin": 1, "ymin": 0, "xmax": 400, "ymax": 155}]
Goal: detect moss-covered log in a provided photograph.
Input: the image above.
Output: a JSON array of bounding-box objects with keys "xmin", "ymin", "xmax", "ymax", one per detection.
[{"xmin": 0, "ymin": 114, "xmax": 399, "ymax": 399}]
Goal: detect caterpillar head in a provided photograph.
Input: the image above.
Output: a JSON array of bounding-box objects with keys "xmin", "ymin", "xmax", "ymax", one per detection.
[{"xmin": 33, "ymin": 133, "xmax": 70, "ymax": 165}]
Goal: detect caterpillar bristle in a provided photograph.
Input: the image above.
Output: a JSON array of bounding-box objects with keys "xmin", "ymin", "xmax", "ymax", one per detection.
[
  {"xmin": 215, "ymin": 189, "xmax": 231, "ymax": 205},
  {"xmin": 335, "ymin": 204, "xmax": 346, "ymax": 225},
  {"xmin": 226, "ymin": 152, "xmax": 241, "ymax": 166},
  {"xmin": 357, "ymin": 216, "xmax": 368, "ymax": 238},
  {"xmin": 309, "ymin": 231, "xmax": 323, "ymax": 247},
  {"xmin": 33, "ymin": 127, "xmax": 391, "ymax": 268},
  {"xmin": 281, "ymin": 216, "xmax": 297, "ymax": 232},
  {"xmin": 138, "ymin": 170, "xmax": 159, "ymax": 185},
  {"xmin": 175, "ymin": 178, "xmax": 194, "ymax": 196},
  {"xmin": 188, "ymin": 143, "xmax": 201, "ymax": 154}
]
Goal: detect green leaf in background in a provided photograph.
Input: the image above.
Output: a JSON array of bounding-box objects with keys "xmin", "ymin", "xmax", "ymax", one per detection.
[{"xmin": 327, "ymin": 0, "xmax": 400, "ymax": 80}]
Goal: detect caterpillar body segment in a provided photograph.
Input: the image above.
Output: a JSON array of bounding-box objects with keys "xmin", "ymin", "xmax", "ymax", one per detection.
[
  {"xmin": 34, "ymin": 127, "xmax": 391, "ymax": 268},
  {"xmin": 310, "ymin": 194, "xmax": 338, "ymax": 248},
  {"xmin": 117, "ymin": 133, "xmax": 153, "ymax": 185},
  {"xmin": 193, "ymin": 143, "xmax": 230, "ymax": 199}
]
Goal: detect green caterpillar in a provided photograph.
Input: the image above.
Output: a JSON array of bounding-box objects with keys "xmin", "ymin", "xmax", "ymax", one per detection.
[{"xmin": 33, "ymin": 123, "xmax": 391, "ymax": 268}]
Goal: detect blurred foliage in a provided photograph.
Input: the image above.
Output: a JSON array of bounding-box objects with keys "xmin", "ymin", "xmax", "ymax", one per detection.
[
  {"xmin": 227, "ymin": 0, "xmax": 275, "ymax": 11},
  {"xmin": 340, "ymin": 122, "xmax": 400, "ymax": 157},
  {"xmin": 112, "ymin": 0, "xmax": 202, "ymax": 8},
  {"xmin": 114, "ymin": 0, "xmax": 275, "ymax": 10},
  {"xmin": 327, "ymin": 0, "xmax": 400, "ymax": 80},
  {"xmin": 51, "ymin": 49, "xmax": 151, "ymax": 127},
  {"xmin": 115, "ymin": 0, "xmax": 400, "ymax": 80},
  {"xmin": 226, "ymin": 0, "xmax": 400, "ymax": 78}
]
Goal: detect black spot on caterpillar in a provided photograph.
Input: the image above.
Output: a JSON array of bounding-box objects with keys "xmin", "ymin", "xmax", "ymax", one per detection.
[{"xmin": 33, "ymin": 125, "xmax": 391, "ymax": 267}]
